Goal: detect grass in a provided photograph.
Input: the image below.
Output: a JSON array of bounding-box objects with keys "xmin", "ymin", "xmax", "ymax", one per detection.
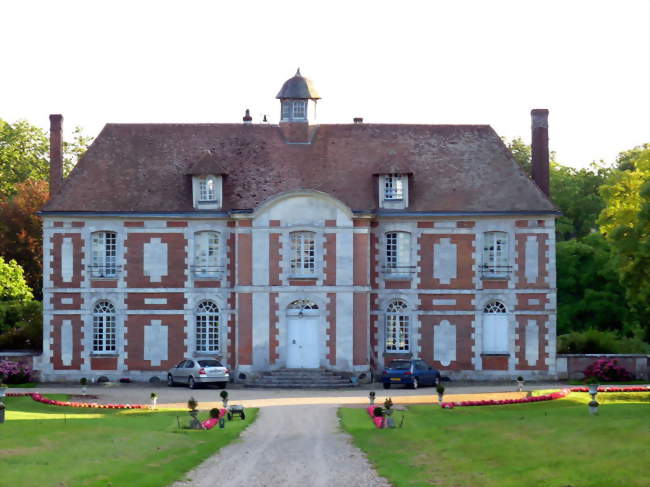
[
  {"xmin": 1, "ymin": 394, "xmax": 257, "ymax": 487},
  {"xmin": 339, "ymin": 391, "xmax": 650, "ymax": 487}
]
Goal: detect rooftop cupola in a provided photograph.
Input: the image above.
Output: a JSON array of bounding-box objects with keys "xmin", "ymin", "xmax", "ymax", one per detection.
[{"xmin": 276, "ymin": 68, "xmax": 321, "ymax": 124}]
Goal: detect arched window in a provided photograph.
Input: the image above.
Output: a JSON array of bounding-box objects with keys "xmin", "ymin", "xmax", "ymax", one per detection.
[
  {"xmin": 482, "ymin": 231, "xmax": 509, "ymax": 278},
  {"xmin": 199, "ymin": 176, "xmax": 218, "ymax": 202},
  {"xmin": 93, "ymin": 301, "xmax": 116, "ymax": 353},
  {"xmin": 384, "ymin": 231, "xmax": 411, "ymax": 274},
  {"xmin": 91, "ymin": 231, "xmax": 117, "ymax": 278},
  {"xmin": 193, "ymin": 231, "xmax": 220, "ymax": 277},
  {"xmin": 287, "ymin": 299, "xmax": 319, "ymax": 311},
  {"xmin": 196, "ymin": 301, "xmax": 219, "ymax": 352},
  {"xmin": 385, "ymin": 300, "xmax": 409, "ymax": 352},
  {"xmin": 482, "ymin": 300, "xmax": 508, "ymax": 353},
  {"xmin": 290, "ymin": 231, "xmax": 315, "ymax": 275},
  {"xmin": 483, "ymin": 301, "xmax": 507, "ymax": 314}
]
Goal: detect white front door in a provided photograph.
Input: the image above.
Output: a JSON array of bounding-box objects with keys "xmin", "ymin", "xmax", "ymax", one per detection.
[{"xmin": 287, "ymin": 313, "xmax": 320, "ymax": 368}]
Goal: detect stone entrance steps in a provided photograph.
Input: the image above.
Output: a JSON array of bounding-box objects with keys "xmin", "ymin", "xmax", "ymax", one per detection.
[{"xmin": 244, "ymin": 369, "xmax": 357, "ymax": 389}]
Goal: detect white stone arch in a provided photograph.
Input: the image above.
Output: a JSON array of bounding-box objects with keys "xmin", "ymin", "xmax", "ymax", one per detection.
[{"xmin": 252, "ymin": 189, "xmax": 354, "ymax": 227}]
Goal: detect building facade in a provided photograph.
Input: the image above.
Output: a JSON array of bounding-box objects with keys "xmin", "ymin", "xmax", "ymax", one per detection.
[{"xmin": 38, "ymin": 71, "xmax": 559, "ymax": 381}]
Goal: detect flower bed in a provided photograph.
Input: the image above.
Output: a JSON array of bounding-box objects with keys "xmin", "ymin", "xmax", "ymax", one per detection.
[
  {"xmin": 6, "ymin": 392, "xmax": 147, "ymax": 409},
  {"xmin": 569, "ymin": 386, "xmax": 649, "ymax": 393},
  {"xmin": 440, "ymin": 389, "xmax": 570, "ymax": 409}
]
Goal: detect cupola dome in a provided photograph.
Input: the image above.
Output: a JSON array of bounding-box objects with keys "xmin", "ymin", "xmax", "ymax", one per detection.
[{"xmin": 276, "ymin": 68, "xmax": 321, "ymax": 100}]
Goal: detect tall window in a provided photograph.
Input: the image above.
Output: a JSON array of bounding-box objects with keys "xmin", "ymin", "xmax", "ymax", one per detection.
[
  {"xmin": 292, "ymin": 100, "xmax": 307, "ymax": 119},
  {"xmin": 482, "ymin": 231, "xmax": 509, "ymax": 278},
  {"xmin": 385, "ymin": 300, "xmax": 409, "ymax": 352},
  {"xmin": 91, "ymin": 231, "xmax": 117, "ymax": 278},
  {"xmin": 93, "ymin": 301, "xmax": 116, "ymax": 353},
  {"xmin": 193, "ymin": 231, "xmax": 220, "ymax": 277},
  {"xmin": 281, "ymin": 101, "xmax": 292, "ymax": 120},
  {"xmin": 384, "ymin": 174, "xmax": 404, "ymax": 200},
  {"xmin": 290, "ymin": 231, "xmax": 315, "ymax": 276},
  {"xmin": 199, "ymin": 176, "xmax": 217, "ymax": 202},
  {"xmin": 385, "ymin": 232, "xmax": 411, "ymax": 274},
  {"xmin": 482, "ymin": 300, "xmax": 508, "ymax": 353},
  {"xmin": 196, "ymin": 301, "xmax": 219, "ymax": 352}
]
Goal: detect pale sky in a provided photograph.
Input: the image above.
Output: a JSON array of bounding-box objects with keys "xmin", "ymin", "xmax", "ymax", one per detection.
[{"xmin": 2, "ymin": 0, "xmax": 648, "ymax": 168}]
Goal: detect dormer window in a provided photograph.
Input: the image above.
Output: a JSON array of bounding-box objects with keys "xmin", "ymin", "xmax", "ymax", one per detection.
[
  {"xmin": 384, "ymin": 174, "xmax": 404, "ymax": 200},
  {"xmin": 192, "ymin": 175, "xmax": 222, "ymax": 210},
  {"xmin": 199, "ymin": 176, "xmax": 217, "ymax": 202},
  {"xmin": 379, "ymin": 173, "xmax": 409, "ymax": 209}
]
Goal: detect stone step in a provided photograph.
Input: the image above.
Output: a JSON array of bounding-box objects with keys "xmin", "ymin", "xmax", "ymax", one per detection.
[{"xmin": 244, "ymin": 368, "xmax": 358, "ymax": 389}]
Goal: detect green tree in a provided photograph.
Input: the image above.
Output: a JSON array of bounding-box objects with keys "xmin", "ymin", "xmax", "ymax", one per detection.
[
  {"xmin": 504, "ymin": 136, "xmax": 532, "ymax": 174},
  {"xmin": 0, "ymin": 257, "xmax": 33, "ymax": 302},
  {"xmin": 504, "ymin": 136, "xmax": 611, "ymax": 241},
  {"xmin": 0, "ymin": 179, "xmax": 49, "ymax": 298},
  {"xmin": 598, "ymin": 144, "xmax": 650, "ymax": 339},
  {"xmin": 556, "ymin": 233, "xmax": 628, "ymax": 335},
  {"xmin": 0, "ymin": 118, "xmax": 93, "ymax": 198},
  {"xmin": 551, "ymin": 162, "xmax": 612, "ymax": 241}
]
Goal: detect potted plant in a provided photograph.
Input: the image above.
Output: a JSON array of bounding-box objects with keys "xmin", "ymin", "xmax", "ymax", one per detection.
[
  {"xmin": 515, "ymin": 376, "xmax": 525, "ymax": 392},
  {"xmin": 150, "ymin": 392, "xmax": 158, "ymax": 409},
  {"xmin": 80, "ymin": 377, "xmax": 88, "ymax": 396},
  {"xmin": 436, "ymin": 383, "xmax": 445, "ymax": 404},
  {"xmin": 368, "ymin": 391, "xmax": 376, "ymax": 405},
  {"xmin": 383, "ymin": 397, "xmax": 395, "ymax": 428},
  {"xmin": 187, "ymin": 396, "xmax": 201, "ymax": 429},
  {"xmin": 220, "ymin": 390, "xmax": 229, "ymax": 408}
]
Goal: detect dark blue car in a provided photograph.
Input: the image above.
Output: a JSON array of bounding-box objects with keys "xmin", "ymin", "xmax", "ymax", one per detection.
[{"xmin": 381, "ymin": 359, "xmax": 441, "ymax": 389}]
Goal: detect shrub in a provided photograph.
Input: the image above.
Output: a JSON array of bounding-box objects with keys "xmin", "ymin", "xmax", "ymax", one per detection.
[
  {"xmin": 0, "ymin": 359, "xmax": 32, "ymax": 384},
  {"xmin": 583, "ymin": 358, "xmax": 634, "ymax": 382},
  {"xmin": 557, "ymin": 328, "xmax": 650, "ymax": 354},
  {"xmin": 0, "ymin": 300, "xmax": 43, "ymax": 350}
]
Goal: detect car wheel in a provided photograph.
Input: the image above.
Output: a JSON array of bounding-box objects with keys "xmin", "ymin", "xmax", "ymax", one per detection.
[
  {"xmin": 411, "ymin": 378, "xmax": 419, "ymax": 390},
  {"xmin": 167, "ymin": 374, "xmax": 174, "ymax": 387},
  {"xmin": 383, "ymin": 382, "xmax": 391, "ymax": 389},
  {"xmin": 188, "ymin": 376, "xmax": 196, "ymax": 389}
]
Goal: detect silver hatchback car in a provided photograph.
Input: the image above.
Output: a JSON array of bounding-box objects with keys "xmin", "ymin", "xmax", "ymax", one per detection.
[{"xmin": 167, "ymin": 359, "xmax": 230, "ymax": 389}]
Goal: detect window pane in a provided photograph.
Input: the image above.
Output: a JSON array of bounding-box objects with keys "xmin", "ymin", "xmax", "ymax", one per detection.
[
  {"xmin": 196, "ymin": 300, "xmax": 219, "ymax": 352},
  {"xmin": 293, "ymin": 100, "xmax": 306, "ymax": 119},
  {"xmin": 384, "ymin": 174, "xmax": 404, "ymax": 200},
  {"xmin": 290, "ymin": 232, "xmax": 315, "ymax": 275}
]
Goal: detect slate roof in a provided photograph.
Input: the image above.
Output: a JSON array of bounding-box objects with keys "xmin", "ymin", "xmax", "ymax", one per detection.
[
  {"xmin": 42, "ymin": 123, "xmax": 557, "ymax": 214},
  {"xmin": 276, "ymin": 69, "xmax": 321, "ymax": 100}
]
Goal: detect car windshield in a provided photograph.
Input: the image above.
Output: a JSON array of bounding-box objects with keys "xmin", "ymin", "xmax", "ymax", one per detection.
[
  {"xmin": 198, "ymin": 360, "xmax": 222, "ymax": 367},
  {"xmin": 388, "ymin": 360, "xmax": 411, "ymax": 370}
]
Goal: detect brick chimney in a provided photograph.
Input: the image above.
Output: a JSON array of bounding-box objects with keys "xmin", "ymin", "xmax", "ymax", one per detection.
[
  {"xmin": 49, "ymin": 114, "xmax": 63, "ymax": 196},
  {"xmin": 531, "ymin": 109, "xmax": 549, "ymax": 196}
]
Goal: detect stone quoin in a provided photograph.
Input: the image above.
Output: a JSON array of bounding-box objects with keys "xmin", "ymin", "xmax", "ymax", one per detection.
[{"xmin": 38, "ymin": 70, "xmax": 559, "ymax": 381}]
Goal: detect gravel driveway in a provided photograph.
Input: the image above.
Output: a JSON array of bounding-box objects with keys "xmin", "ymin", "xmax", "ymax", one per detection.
[{"xmin": 171, "ymin": 404, "xmax": 391, "ymax": 487}]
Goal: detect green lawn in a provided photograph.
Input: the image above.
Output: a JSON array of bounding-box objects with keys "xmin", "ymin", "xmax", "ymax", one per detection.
[
  {"xmin": 339, "ymin": 392, "xmax": 650, "ymax": 487},
  {"xmin": 1, "ymin": 395, "xmax": 257, "ymax": 487}
]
